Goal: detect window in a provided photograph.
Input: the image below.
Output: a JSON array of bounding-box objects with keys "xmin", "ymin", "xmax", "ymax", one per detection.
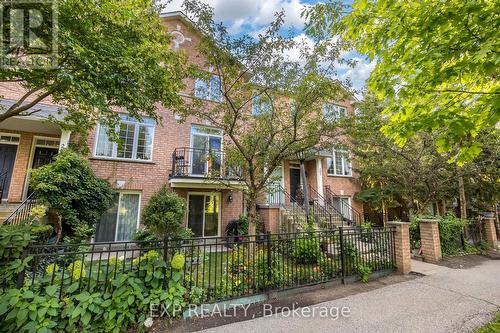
[
  {"xmin": 190, "ymin": 125, "xmax": 223, "ymax": 176},
  {"xmin": 251, "ymin": 94, "xmax": 271, "ymax": 116},
  {"xmin": 0, "ymin": 134, "xmax": 20, "ymax": 144},
  {"xmin": 327, "ymin": 149, "xmax": 352, "ymax": 176},
  {"xmin": 194, "ymin": 75, "xmax": 222, "ymax": 102},
  {"xmin": 94, "ymin": 192, "xmax": 141, "ymax": 242},
  {"xmin": 95, "ymin": 115, "xmax": 155, "ymax": 161},
  {"xmin": 332, "ymin": 197, "xmax": 352, "ymax": 220},
  {"xmin": 188, "ymin": 193, "xmax": 221, "ymax": 237},
  {"xmin": 323, "ymin": 103, "xmax": 347, "ymax": 120}
]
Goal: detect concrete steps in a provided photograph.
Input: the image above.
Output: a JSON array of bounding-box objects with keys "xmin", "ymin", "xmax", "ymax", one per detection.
[{"xmin": 0, "ymin": 203, "xmax": 20, "ymax": 224}]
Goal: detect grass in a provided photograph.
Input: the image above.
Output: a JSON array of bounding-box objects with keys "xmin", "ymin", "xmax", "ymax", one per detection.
[{"xmin": 475, "ymin": 311, "xmax": 500, "ymax": 333}]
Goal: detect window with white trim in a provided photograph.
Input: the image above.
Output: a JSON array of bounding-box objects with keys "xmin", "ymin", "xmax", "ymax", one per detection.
[
  {"xmin": 323, "ymin": 103, "xmax": 347, "ymax": 120},
  {"xmin": 327, "ymin": 149, "xmax": 352, "ymax": 176},
  {"xmin": 95, "ymin": 116, "xmax": 155, "ymax": 161},
  {"xmin": 194, "ymin": 75, "xmax": 222, "ymax": 102}
]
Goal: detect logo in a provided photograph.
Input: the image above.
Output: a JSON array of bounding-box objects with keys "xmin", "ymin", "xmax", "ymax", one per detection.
[{"xmin": 0, "ymin": 0, "xmax": 58, "ymax": 68}]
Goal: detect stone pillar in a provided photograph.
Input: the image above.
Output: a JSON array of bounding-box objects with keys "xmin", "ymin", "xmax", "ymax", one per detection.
[
  {"xmin": 484, "ymin": 217, "xmax": 498, "ymax": 247},
  {"xmin": 388, "ymin": 221, "xmax": 411, "ymax": 274},
  {"xmin": 418, "ymin": 219, "xmax": 442, "ymax": 263}
]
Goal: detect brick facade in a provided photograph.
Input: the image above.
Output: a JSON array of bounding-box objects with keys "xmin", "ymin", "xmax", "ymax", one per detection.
[{"xmin": 418, "ymin": 219, "xmax": 442, "ymax": 263}]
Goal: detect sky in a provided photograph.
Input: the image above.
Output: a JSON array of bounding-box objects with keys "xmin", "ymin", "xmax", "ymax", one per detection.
[{"xmin": 163, "ymin": 0, "xmax": 374, "ymax": 94}]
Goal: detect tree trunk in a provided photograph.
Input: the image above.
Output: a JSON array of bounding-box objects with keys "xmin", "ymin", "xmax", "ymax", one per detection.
[
  {"xmin": 47, "ymin": 208, "xmax": 62, "ymax": 243},
  {"xmin": 246, "ymin": 190, "xmax": 258, "ymax": 237},
  {"xmin": 382, "ymin": 201, "xmax": 388, "ymax": 226},
  {"xmin": 458, "ymin": 172, "xmax": 467, "ymax": 219}
]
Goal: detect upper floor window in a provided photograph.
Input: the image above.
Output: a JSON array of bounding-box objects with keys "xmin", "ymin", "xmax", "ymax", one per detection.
[
  {"xmin": 95, "ymin": 115, "xmax": 155, "ymax": 161},
  {"xmin": 323, "ymin": 103, "xmax": 347, "ymax": 120},
  {"xmin": 327, "ymin": 149, "xmax": 352, "ymax": 176},
  {"xmin": 194, "ymin": 75, "xmax": 222, "ymax": 102},
  {"xmin": 251, "ymin": 94, "xmax": 271, "ymax": 116}
]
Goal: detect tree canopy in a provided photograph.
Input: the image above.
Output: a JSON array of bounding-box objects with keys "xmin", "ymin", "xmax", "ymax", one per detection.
[
  {"xmin": 305, "ymin": 0, "xmax": 499, "ymax": 164},
  {"xmin": 0, "ymin": 0, "xmax": 187, "ymax": 136}
]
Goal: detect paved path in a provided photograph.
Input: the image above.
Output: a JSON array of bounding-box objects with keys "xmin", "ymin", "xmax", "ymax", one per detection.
[{"xmin": 198, "ymin": 259, "xmax": 500, "ymax": 333}]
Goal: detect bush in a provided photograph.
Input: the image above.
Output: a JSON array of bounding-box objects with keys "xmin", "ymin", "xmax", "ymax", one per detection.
[
  {"xmin": 30, "ymin": 149, "xmax": 114, "ymax": 242},
  {"xmin": 292, "ymin": 236, "xmax": 322, "ymax": 264},
  {"xmin": 438, "ymin": 214, "xmax": 470, "ymax": 256},
  {"xmin": 30, "ymin": 224, "xmax": 54, "ymax": 244},
  {"xmin": 141, "ymin": 186, "xmax": 187, "ymax": 240},
  {"xmin": 357, "ymin": 265, "xmax": 372, "ymax": 283},
  {"xmin": 409, "ymin": 219, "xmax": 421, "ymax": 250}
]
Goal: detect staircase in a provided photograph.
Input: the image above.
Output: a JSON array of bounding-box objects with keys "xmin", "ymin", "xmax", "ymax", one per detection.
[
  {"xmin": 322, "ymin": 185, "xmax": 363, "ymax": 226},
  {"xmin": 0, "ymin": 203, "xmax": 21, "ymax": 224},
  {"xmin": 309, "ymin": 186, "xmax": 355, "ymax": 228}
]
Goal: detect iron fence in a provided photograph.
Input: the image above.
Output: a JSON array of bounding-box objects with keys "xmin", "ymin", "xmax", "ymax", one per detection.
[{"xmin": 12, "ymin": 228, "xmax": 396, "ymax": 303}]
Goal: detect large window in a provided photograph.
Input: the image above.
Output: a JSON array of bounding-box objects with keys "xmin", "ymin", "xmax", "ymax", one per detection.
[
  {"xmin": 95, "ymin": 115, "xmax": 155, "ymax": 161},
  {"xmin": 187, "ymin": 193, "xmax": 221, "ymax": 237},
  {"xmin": 190, "ymin": 125, "xmax": 223, "ymax": 176},
  {"xmin": 251, "ymin": 94, "xmax": 271, "ymax": 116},
  {"xmin": 194, "ymin": 75, "xmax": 222, "ymax": 102},
  {"xmin": 327, "ymin": 149, "xmax": 352, "ymax": 176},
  {"xmin": 94, "ymin": 192, "xmax": 141, "ymax": 242},
  {"xmin": 323, "ymin": 103, "xmax": 347, "ymax": 120}
]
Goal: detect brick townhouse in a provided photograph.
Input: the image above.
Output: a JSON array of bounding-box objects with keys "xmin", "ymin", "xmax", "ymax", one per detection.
[{"xmin": 0, "ymin": 11, "xmax": 363, "ymax": 240}]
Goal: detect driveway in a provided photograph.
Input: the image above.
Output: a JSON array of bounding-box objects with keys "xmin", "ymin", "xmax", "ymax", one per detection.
[{"xmin": 197, "ymin": 258, "xmax": 500, "ymax": 333}]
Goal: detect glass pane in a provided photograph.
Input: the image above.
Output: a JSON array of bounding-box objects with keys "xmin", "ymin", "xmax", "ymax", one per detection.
[
  {"xmin": 326, "ymin": 157, "xmax": 334, "ymax": 175},
  {"xmin": 208, "ymin": 137, "xmax": 222, "ymax": 175},
  {"xmin": 136, "ymin": 125, "xmax": 153, "ymax": 160},
  {"xmin": 188, "ymin": 195, "xmax": 204, "ymax": 237},
  {"xmin": 117, "ymin": 123, "xmax": 135, "ymax": 159},
  {"xmin": 191, "ymin": 135, "xmax": 208, "ymax": 175},
  {"xmin": 191, "ymin": 126, "xmax": 222, "ymax": 136},
  {"xmin": 334, "ymin": 150, "xmax": 343, "ymax": 175},
  {"xmin": 343, "ymin": 153, "xmax": 352, "ymax": 176},
  {"xmin": 194, "ymin": 79, "xmax": 208, "ymax": 99},
  {"xmin": 116, "ymin": 194, "xmax": 140, "ymax": 241},
  {"xmin": 204, "ymin": 194, "xmax": 219, "ymax": 236},
  {"xmin": 95, "ymin": 125, "xmax": 113, "ymax": 157},
  {"xmin": 210, "ymin": 75, "xmax": 222, "ymax": 102},
  {"xmin": 95, "ymin": 194, "xmax": 119, "ymax": 242}
]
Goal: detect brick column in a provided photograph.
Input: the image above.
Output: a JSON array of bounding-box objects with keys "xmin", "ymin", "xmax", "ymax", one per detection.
[
  {"xmin": 388, "ymin": 221, "xmax": 411, "ymax": 274},
  {"xmin": 418, "ymin": 219, "xmax": 442, "ymax": 263},
  {"xmin": 484, "ymin": 217, "xmax": 498, "ymax": 247}
]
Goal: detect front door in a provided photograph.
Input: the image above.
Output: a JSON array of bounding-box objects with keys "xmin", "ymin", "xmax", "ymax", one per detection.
[
  {"xmin": 289, "ymin": 168, "xmax": 301, "ymax": 202},
  {"xmin": 187, "ymin": 193, "xmax": 220, "ymax": 237},
  {"xmin": 0, "ymin": 144, "xmax": 18, "ymax": 200},
  {"xmin": 32, "ymin": 147, "xmax": 58, "ymax": 169}
]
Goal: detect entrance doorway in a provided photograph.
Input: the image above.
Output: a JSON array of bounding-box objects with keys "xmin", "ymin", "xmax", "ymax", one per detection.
[
  {"xmin": 0, "ymin": 143, "xmax": 18, "ymax": 200},
  {"xmin": 25, "ymin": 137, "xmax": 59, "ymax": 198},
  {"xmin": 289, "ymin": 167, "xmax": 301, "ymax": 202},
  {"xmin": 187, "ymin": 193, "xmax": 221, "ymax": 237}
]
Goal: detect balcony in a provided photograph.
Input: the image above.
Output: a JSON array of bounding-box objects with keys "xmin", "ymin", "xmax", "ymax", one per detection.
[{"xmin": 169, "ymin": 147, "xmax": 245, "ymax": 189}]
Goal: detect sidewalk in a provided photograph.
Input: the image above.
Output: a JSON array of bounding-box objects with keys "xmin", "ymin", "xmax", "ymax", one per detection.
[{"xmin": 197, "ymin": 258, "xmax": 500, "ymax": 333}]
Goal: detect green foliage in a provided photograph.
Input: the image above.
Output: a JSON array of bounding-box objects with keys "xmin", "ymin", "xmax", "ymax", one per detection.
[
  {"xmin": 30, "ymin": 149, "xmax": 114, "ymax": 242},
  {"xmin": 237, "ymin": 215, "xmax": 249, "ymax": 236},
  {"xmin": 141, "ymin": 186, "xmax": 187, "ymax": 240},
  {"xmin": 189, "ymin": 287, "xmax": 205, "ymax": 305},
  {"xmin": 292, "ymin": 236, "xmax": 323, "ymax": 264},
  {"xmin": 171, "ymin": 253, "xmax": 186, "ymax": 270},
  {"xmin": 409, "ymin": 220, "xmax": 421, "ymax": 251},
  {"xmin": 357, "ymin": 265, "xmax": 372, "ymax": 283},
  {"xmin": 305, "ymin": 0, "xmax": 499, "ymax": 163},
  {"xmin": 360, "ymin": 222, "xmax": 373, "ymax": 242},
  {"xmin": 341, "ymin": 240, "xmax": 359, "ymax": 275},
  {"xmin": 0, "ymin": 0, "xmax": 186, "ymax": 142},
  {"xmin": 30, "ymin": 225, "xmax": 54, "ymax": 244},
  {"xmin": 475, "ymin": 311, "xmax": 500, "ymax": 333},
  {"xmin": 0, "ymin": 225, "xmax": 33, "ymax": 290},
  {"xmin": 437, "ymin": 214, "xmax": 470, "ymax": 256}
]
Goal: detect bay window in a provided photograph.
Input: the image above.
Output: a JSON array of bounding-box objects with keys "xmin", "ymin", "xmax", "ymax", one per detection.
[{"xmin": 94, "ymin": 115, "xmax": 155, "ymax": 161}]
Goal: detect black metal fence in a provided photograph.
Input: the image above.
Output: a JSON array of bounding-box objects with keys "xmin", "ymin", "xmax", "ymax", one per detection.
[{"xmin": 14, "ymin": 228, "xmax": 395, "ymax": 303}]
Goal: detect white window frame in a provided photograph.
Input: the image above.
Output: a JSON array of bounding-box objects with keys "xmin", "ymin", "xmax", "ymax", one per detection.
[
  {"xmin": 114, "ymin": 191, "xmax": 141, "ymax": 242},
  {"xmin": 323, "ymin": 103, "xmax": 347, "ymax": 120},
  {"xmin": 194, "ymin": 75, "xmax": 222, "ymax": 102},
  {"xmin": 327, "ymin": 148, "xmax": 352, "ymax": 177},
  {"xmin": 186, "ymin": 192, "xmax": 222, "ymax": 237},
  {"xmin": 93, "ymin": 116, "xmax": 155, "ymax": 162},
  {"xmin": 0, "ymin": 133, "xmax": 20, "ymax": 145}
]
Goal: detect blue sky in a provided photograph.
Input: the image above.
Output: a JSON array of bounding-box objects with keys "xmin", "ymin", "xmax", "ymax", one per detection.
[{"xmin": 165, "ymin": 0, "xmax": 373, "ymax": 94}]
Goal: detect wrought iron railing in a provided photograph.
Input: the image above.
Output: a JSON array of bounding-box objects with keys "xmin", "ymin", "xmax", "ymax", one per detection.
[
  {"xmin": 309, "ymin": 186, "xmax": 350, "ymax": 227},
  {"xmin": 171, "ymin": 147, "xmax": 243, "ymax": 179},
  {"xmin": 4, "ymin": 191, "xmax": 38, "ymax": 225},
  {"xmin": 11, "ymin": 228, "xmax": 396, "ymax": 302},
  {"xmin": 320, "ymin": 186, "xmax": 363, "ymax": 226}
]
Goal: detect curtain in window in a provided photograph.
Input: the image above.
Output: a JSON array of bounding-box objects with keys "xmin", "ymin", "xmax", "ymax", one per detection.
[
  {"xmin": 95, "ymin": 126, "xmax": 113, "ymax": 157},
  {"xmin": 116, "ymin": 194, "xmax": 140, "ymax": 241},
  {"xmin": 95, "ymin": 194, "xmax": 119, "ymax": 242}
]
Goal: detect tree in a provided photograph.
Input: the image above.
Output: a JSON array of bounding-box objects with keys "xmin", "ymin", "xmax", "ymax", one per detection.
[
  {"xmin": 141, "ymin": 186, "xmax": 187, "ymax": 240},
  {"xmin": 0, "ymin": 0, "xmax": 186, "ymax": 137},
  {"xmin": 30, "ymin": 149, "xmax": 114, "ymax": 242},
  {"xmin": 180, "ymin": 1, "xmax": 346, "ymax": 234},
  {"xmin": 304, "ymin": 0, "xmax": 499, "ymax": 164}
]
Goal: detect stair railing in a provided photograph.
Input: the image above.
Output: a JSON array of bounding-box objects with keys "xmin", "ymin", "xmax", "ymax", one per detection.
[{"xmin": 4, "ymin": 191, "xmax": 38, "ymax": 225}]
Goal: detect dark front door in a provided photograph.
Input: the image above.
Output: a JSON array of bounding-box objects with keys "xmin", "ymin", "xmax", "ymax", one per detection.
[
  {"xmin": 289, "ymin": 168, "xmax": 301, "ymax": 202},
  {"xmin": 0, "ymin": 144, "xmax": 18, "ymax": 200},
  {"xmin": 32, "ymin": 147, "xmax": 58, "ymax": 169}
]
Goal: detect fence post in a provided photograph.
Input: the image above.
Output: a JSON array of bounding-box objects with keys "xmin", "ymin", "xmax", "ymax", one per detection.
[
  {"xmin": 162, "ymin": 238, "xmax": 169, "ymax": 289},
  {"xmin": 266, "ymin": 232, "xmax": 272, "ymax": 289},
  {"xmin": 387, "ymin": 222, "xmax": 411, "ymax": 274},
  {"xmin": 483, "ymin": 217, "xmax": 498, "ymax": 248},
  {"xmin": 339, "ymin": 227, "xmax": 345, "ymax": 284},
  {"xmin": 418, "ymin": 219, "xmax": 442, "ymax": 263}
]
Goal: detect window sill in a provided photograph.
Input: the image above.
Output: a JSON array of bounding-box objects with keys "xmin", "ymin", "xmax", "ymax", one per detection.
[
  {"xmin": 327, "ymin": 174, "xmax": 354, "ymax": 178},
  {"xmin": 90, "ymin": 157, "xmax": 156, "ymax": 165}
]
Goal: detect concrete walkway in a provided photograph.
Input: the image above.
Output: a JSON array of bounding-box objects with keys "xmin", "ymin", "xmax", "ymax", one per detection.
[{"xmin": 198, "ymin": 259, "xmax": 500, "ymax": 333}]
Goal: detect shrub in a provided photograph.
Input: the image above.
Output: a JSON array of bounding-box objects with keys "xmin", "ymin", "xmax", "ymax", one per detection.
[
  {"xmin": 292, "ymin": 236, "xmax": 322, "ymax": 264},
  {"xmin": 341, "ymin": 240, "xmax": 359, "ymax": 275},
  {"xmin": 438, "ymin": 214, "xmax": 470, "ymax": 256},
  {"xmin": 30, "ymin": 149, "xmax": 114, "ymax": 242},
  {"xmin": 141, "ymin": 186, "xmax": 187, "ymax": 240},
  {"xmin": 30, "ymin": 224, "xmax": 54, "ymax": 244},
  {"xmin": 360, "ymin": 222, "xmax": 373, "ymax": 242},
  {"xmin": 357, "ymin": 265, "xmax": 372, "ymax": 283},
  {"xmin": 0, "ymin": 225, "xmax": 32, "ymax": 290},
  {"xmin": 409, "ymin": 219, "xmax": 421, "ymax": 250}
]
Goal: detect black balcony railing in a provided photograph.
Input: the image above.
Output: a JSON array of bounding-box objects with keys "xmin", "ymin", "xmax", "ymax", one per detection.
[{"xmin": 171, "ymin": 147, "xmax": 243, "ymax": 179}]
